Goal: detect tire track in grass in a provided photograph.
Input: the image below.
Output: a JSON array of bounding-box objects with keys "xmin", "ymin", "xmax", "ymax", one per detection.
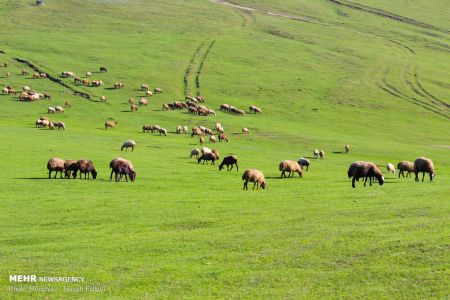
[
  {"xmin": 413, "ymin": 68, "xmax": 449, "ymax": 109},
  {"xmin": 183, "ymin": 40, "xmax": 208, "ymax": 97},
  {"xmin": 326, "ymin": 0, "xmax": 449, "ymax": 35},
  {"xmin": 195, "ymin": 40, "xmax": 215, "ymax": 96}
]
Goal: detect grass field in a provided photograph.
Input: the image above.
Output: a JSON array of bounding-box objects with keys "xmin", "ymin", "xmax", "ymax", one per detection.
[{"xmin": 0, "ymin": 0, "xmax": 449, "ymax": 298}]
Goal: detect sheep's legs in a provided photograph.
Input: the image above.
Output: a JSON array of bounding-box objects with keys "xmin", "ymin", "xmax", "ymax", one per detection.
[
  {"xmin": 363, "ymin": 176, "xmax": 368, "ymax": 187},
  {"xmin": 352, "ymin": 177, "xmax": 357, "ymax": 188},
  {"xmin": 422, "ymin": 172, "xmax": 425, "ymax": 182},
  {"xmin": 253, "ymin": 182, "xmax": 257, "ymax": 190},
  {"xmin": 110, "ymin": 170, "xmax": 114, "ymax": 181},
  {"xmin": 49, "ymin": 170, "xmax": 52, "ymax": 179},
  {"xmin": 243, "ymin": 181, "xmax": 248, "ymax": 190}
]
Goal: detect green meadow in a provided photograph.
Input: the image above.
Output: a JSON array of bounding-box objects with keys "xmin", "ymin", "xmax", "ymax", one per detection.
[{"xmin": 0, "ymin": 0, "xmax": 448, "ymax": 298}]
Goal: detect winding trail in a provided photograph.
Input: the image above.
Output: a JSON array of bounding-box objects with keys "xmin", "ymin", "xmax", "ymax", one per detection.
[{"xmin": 195, "ymin": 40, "xmax": 216, "ymax": 96}]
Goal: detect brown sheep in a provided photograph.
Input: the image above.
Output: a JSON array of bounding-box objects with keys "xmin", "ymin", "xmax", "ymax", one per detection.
[
  {"xmin": 345, "ymin": 144, "xmax": 350, "ymax": 153},
  {"xmin": 242, "ymin": 169, "xmax": 266, "ymax": 190},
  {"xmin": 22, "ymin": 69, "xmax": 29, "ymax": 75},
  {"xmin": 347, "ymin": 161, "xmax": 384, "ymax": 188},
  {"xmin": 128, "ymin": 98, "xmax": 134, "ymax": 104},
  {"xmin": 47, "ymin": 157, "xmax": 65, "ymax": 179},
  {"xmin": 218, "ymin": 133, "xmax": 228, "ymax": 142},
  {"xmin": 242, "ymin": 128, "xmax": 249, "ymax": 135},
  {"xmin": 105, "ymin": 120, "xmax": 117, "ymax": 129},
  {"xmin": 198, "ymin": 152, "xmax": 217, "ymax": 165},
  {"xmin": 199, "ymin": 136, "xmax": 205, "ymax": 144},
  {"xmin": 219, "ymin": 155, "xmax": 238, "ymax": 171},
  {"xmin": 414, "ymin": 157, "xmax": 435, "ymax": 182},
  {"xmin": 65, "ymin": 101, "xmax": 72, "ymax": 108},
  {"xmin": 212, "ymin": 149, "xmax": 220, "ymax": 160},
  {"xmin": 114, "ymin": 82, "xmax": 124, "ymax": 89},
  {"xmin": 131, "ymin": 104, "xmax": 138, "ymax": 111},
  {"xmin": 162, "ymin": 103, "xmax": 170, "ymax": 111},
  {"xmin": 279, "ymin": 160, "xmax": 303, "ymax": 178},
  {"xmin": 154, "ymin": 87, "xmax": 162, "ymax": 94},
  {"xmin": 64, "ymin": 159, "xmax": 77, "ymax": 178},
  {"xmin": 110, "ymin": 158, "xmax": 136, "ymax": 182},
  {"xmin": 73, "ymin": 159, "xmax": 97, "ymax": 179},
  {"xmin": 397, "ymin": 161, "xmax": 414, "ymax": 178},
  {"xmin": 191, "ymin": 127, "xmax": 202, "ymax": 137},
  {"xmin": 142, "ymin": 124, "xmax": 152, "ymax": 132},
  {"xmin": 319, "ymin": 150, "xmax": 325, "ymax": 159}
]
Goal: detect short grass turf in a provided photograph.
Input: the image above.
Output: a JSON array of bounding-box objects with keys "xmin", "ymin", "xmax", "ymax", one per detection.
[{"xmin": 0, "ymin": 0, "xmax": 449, "ymax": 299}]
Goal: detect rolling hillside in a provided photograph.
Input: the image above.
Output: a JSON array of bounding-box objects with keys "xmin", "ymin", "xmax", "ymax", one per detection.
[{"xmin": 0, "ymin": 0, "xmax": 448, "ymax": 298}]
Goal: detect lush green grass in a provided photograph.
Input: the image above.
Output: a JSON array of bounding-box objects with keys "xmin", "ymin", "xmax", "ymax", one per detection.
[{"xmin": 0, "ymin": 0, "xmax": 449, "ymax": 298}]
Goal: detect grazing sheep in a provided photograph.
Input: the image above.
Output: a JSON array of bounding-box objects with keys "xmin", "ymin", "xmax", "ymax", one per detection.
[
  {"xmin": 236, "ymin": 109, "xmax": 246, "ymax": 116},
  {"xmin": 48, "ymin": 121, "xmax": 55, "ymax": 130},
  {"xmin": 218, "ymin": 133, "xmax": 228, "ymax": 142},
  {"xmin": 39, "ymin": 73, "xmax": 47, "ymax": 78},
  {"xmin": 65, "ymin": 101, "xmax": 72, "ymax": 108},
  {"xmin": 154, "ymin": 87, "xmax": 162, "ymax": 94},
  {"xmin": 105, "ymin": 120, "xmax": 117, "ymax": 129},
  {"xmin": 249, "ymin": 105, "xmax": 262, "ymax": 113},
  {"xmin": 128, "ymin": 98, "xmax": 134, "ymax": 104},
  {"xmin": 47, "ymin": 157, "xmax": 65, "ymax": 179},
  {"xmin": 73, "ymin": 159, "xmax": 97, "ymax": 179},
  {"xmin": 347, "ymin": 161, "xmax": 384, "ymax": 188},
  {"xmin": 298, "ymin": 158, "xmax": 310, "ymax": 171},
  {"xmin": 319, "ymin": 150, "xmax": 325, "ymax": 159},
  {"xmin": 182, "ymin": 125, "xmax": 188, "ymax": 134},
  {"xmin": 64, "ymin": 160, "xmax": 77, "ymax": 178},
  {"xmin": 176, "ymin": 126, "xmax": 182, "ymax": 134},
  {"xmin": 145, "ymin": 90, "xmax": 153, "ymax": 96},
  {"xmin": 35, "ymin": 119, "xmax": 44, "ymax": 128},
  {"xmin": 86, "ymin": 71, "xmax": 92, "ymax": 77},
  {"xmin": 110, "ymin": 158, "xmax": 136, "ymax": 182},
  {"xmin": 199, "ymin": 136, "xmax": 205, "ymax": 144},
  {"xmin": 190, "ymin": 149, "xmax": 200, "ymax": 159},
  {"xmin": 150, "ymin": 125, "xmax": 161, "ymax": 132},
  {"xmin": 219, "ymin": 155, "xmax": 238, "ymax": 171},
  {"xmin": 159, "ymin": 128, "xmax": 167, "ymax": 136},
  {"xmin": 61, "ymin": 71, "xmax": 75, "ymax": 78},
  {"xmin": 141, "ymin": 84, "xmax": 149, "ymax": 91},
  {"xmin": 114, "ymin": 82, "xmax": 124, "ymax": 89},
  {"xmin": 139, "ymin": 98, "xmax": 148, "ymax": 106},
  {"xmin": 23, "ymin": 85, "xmax": 31, "ymax": 92},
  {"xmin": 33, "ymin": 72, "xmax": 40, "ymax": 79},
  {"xmin": 242, "ymin": 128, "xmax": 249, "ymax": 135},
  {"xmin": 279, "ymin": 160, "xmax": 303, "ymax": 178},
  {"xmin": 208, "ymin": 109, "xmax": 216, "ymax": 116},
  {"xmin": 100, "ymin": 95, "xmax": 107, "ymax": 102},
  {"xmin": 242, "ymin": 169, "xmax": 266, "ymax": 190},
  {"xmin": 414, "ymin": 157, "xmax": 435, "ymax": 182},
  {"xmin": 131, "ymin": 104, "xmax": 138, "ymax": 111},
  {"xmin": 198, "ymin": 152, "xmax": 217, "ymax": 165},
  {"xmin": 55, "ymin": 106, "xmax": 64, "ymax": 113},
  {"xmin": 100, "ymin": 66, "xmax": 108, "ymax": 72},
  {"xmin": 191, "ymin": 127, "xmax": 203, "ymax": 137},
  {"xmin": 22, "ymin": 69, "xmax": 29, "ymax": 75},
  {"xmin": 397, "ymin": 161, "xmax": 414, "ymax": 178},
  {"xmin": 220, "ymin": 104, "xmax": 230, "ymax": 111},
  {"xmin": 345, "ymin": 144, "xmax": 350, "ymax": 153},
  {"xmin": 142, "ymin": 124, "xmax": 152, "ymax": 132},
  {"xmin": 74, "ymin": 76, "xmax": 82, "ymax": 84},
  {"xmin": 82, "ymin": 79, "xmax": 90, "ymax": 86},
  {"xmin": 121, "ymin": 140, "xmax": 136, "ymax": 151},
  {"xmin": 48, "ymin": 107, "xmax": 56, "ymax": 114},
  {"xmin": 386, "ymin": 163, "xmax": 395, "ymax": 174},
  {"xmin": 55, "ymin": 122, "xmax": 65, "ymax": 130},
  {"xmin": 209, "ymin": 135, "xmax": 216, "ymax": 143}
]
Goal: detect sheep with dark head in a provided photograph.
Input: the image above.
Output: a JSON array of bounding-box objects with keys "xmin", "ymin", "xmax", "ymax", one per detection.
[
  {"xmin": 121, "ymin": 140, "xmax": 136, "ymax": 151},
  {"xmin": 64, "ymin": 159, "xmax": 77, "ymax": 178},
  {"xmin": 397, "ymin": 161, "xmax": 414, "ymax": 178},
  {"xmin": 219, "ymin": 155, "xmax": 238, "ymax": 171},
  {"xmin": 297, "ymin": 158, "xmax": 310, "ymax": 171},
  {"xmin": 414, "ymin": 157, "xmax": 434, "ymax": 182},
  {"xmin": 73, "ymin": 159, "xmax": 97, "ymax": 179},
  {"xmin": 198, "ymin": 152, "xmax": 217, "ymax": 165},
  {"xmin": 110, "ymin": 158, "xmax": 136, "ymax": 182},
  {"xmin": 347, "ymin": 161, "xmax": 384, "ymax": 188}
]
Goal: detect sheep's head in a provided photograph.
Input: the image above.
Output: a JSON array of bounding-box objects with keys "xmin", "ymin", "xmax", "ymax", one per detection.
[
  {"xmin": 260, "ymin": 181, "xmax": 266, "ymax": 189},
  {"xmin": 129, "ymin": 171, "xmax": 136, "ymax": 182},
  {"xmin": 377, "ymin": 174, "xmax": 384, "ymax": 185},
  {"xmin": 91, "ymin": 169, "xmax": 98, "ymax": 179}
]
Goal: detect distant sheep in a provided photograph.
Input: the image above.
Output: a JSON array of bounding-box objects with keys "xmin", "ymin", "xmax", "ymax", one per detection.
[
  {"xmin": 220, "ymin": 104, "xmax": 230, "ymax": 111},
  {"xmin": 131, "ymin": 104, "xmax": 138, "ymax": 111},
  {"xmin": 218, "ymin": 133, "xmax": 228, "ymax": 142},
  {"xmin": 209, "ymin": 135, "xmax": 216, "ymax": 143},
  {"xmin": 219, "ymin": 155, "xmax": 238, "ymax": 171},
  {"xmin": 55, "ymin": 122, "xmax": 65, "ymax": 130},
  {"xmin": 397, "ymin": 161, "xmax": 414, "ymax": 178},
  {"xmin": 386, "ymin": 163, "xmax": 395, "ymax": 174},
  {"xmin": 242, "ymin": 128, "xmax": 249, "ymax": 135},
  {"xmin": 47, "ymin": 157, "xmax": 65, "ymax": 179},
  {"xmin": 212, "ymin": 149, "xmax": 220, "ymax": 160},
  {"xmin": 73, "ymin": 159, "xmax": 97, "ymax": 179},
  {"xmin": 64, "ymin": 101, "xmax": 72, "ymax": 108},
  {"xmin": 279, "ymin": 160, "xmax": 303, "ymax": 178},
  {"xmin": 86, "ymin": 71, "xmax": 92, "ymax": 77},
  {"xmin": 313, "ymin": 149, "xmax": 319, "ymax": 158},
  {"xmin": 201, "ymin": 147, "xmax": 212, "ymax": 155},
  {"xmin": 347, "ymin": 161, "xmax": 384, "ymax": 188},
  {"xmin": 297, "ymin": 158, "xmax": 310, "ymax": 171},
  {"xmin": 100, "ymin": 95, "xmax": 107, "ymax": 102},
  {"xmin": 121, "ymin": 140, "xmax": 136, "ymax": 151},
  {"xmin": 319, "ymin": 150, "xmax": 325, "ymax": 159},
  {"xmin": 198, "ymin": 152, "xmax": 217, "ymax": 165},
  {"xmin": 190, "ymin": 149, "xmax": 200, "ymax": 159},
  {"xmin": 176, "ymin": 126, "xmax": 182, "ymax": 134},
  {"xmin": 242, "ymin": 169, "xmax": 266, "ymax": 190},
  {"xmin": 249, "ymin": 105, "xmax": 262, "ymax": 113},
  {"xmin": 182, "ymin": 125, "xmax": 188, "ymax": 134},
  {"xmin": 55, "ymin": 106, "xmax": 64, "ymax": 113},
  {"xmin": 154, "ymin": 87, "xmax": 162, "ymax": 94},
  {"xmin": 191, "ymin": 127, "xmax": 202, "ymax": 137},
  {"xmin": 48, "ymin": 107, "xmax": 56, "ymax": 114},
  {"xmin": 159, "ymin": 128, "xmax": 167, "ymax": 136},
  {"xmin": 199, "ymin": 136, "xmax": 205, "ymax": 144},
  {"xmin": 110, "ymin": 158, "xmax": 136, "ymax": 182},
  {"xmin": 414, "ymin": 157, "xmax": 435, "ymax": 182},
  {"xmin": 100, "ymin": 67, "xmax": 108, "ymax": 72},
  {"xmin": 141, "ymin": 84, "xmax": 149, "ymax": 91},
  {"xmin": 345, "ymin": 144, "xmax": 350, "ymax": 153},
  {"xmin": 139, "ymin": 98, "xmax": 148, "ymax": 106},
  {"xmin": 105, "ymin": 120, "xmax": 117, "ymax": 129}
]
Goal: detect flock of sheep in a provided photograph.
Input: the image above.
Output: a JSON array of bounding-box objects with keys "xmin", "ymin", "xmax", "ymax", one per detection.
[{"xmin": 2, "ymin": 64, "xmax": 437, "ymax": 189}]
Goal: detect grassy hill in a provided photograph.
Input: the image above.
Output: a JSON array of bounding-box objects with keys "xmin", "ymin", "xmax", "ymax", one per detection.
[{"xmin": 0, "ymin": 0, "xmax": 448, "ymax": 298}]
